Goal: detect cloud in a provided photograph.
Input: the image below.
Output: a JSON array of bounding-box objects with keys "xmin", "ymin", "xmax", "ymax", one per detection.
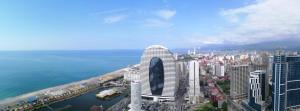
[
  {"xmin": 156, "ymin": 9, "xmax": 176, "ymax": 20},
  {"xmin": 144, "ymin": 18, "xmax": 173, "ymax": 28},
  {"xmin": 195, "ymin": 0, "xmax": 300, "ymax": 45},
  {"xmin": 90, "ymin": 8, "xmax": 129, "ymax": 24},
  {"xmin": 144, "ymin": 9, "xmax": 176, "ymax": 28},
  {"xmin": 92, "ymin": 8, "xmax": 128, "ymax": 15},
  {"xmin": 103, "ymin": 15, "xmax": 127, "ymax": 24}
]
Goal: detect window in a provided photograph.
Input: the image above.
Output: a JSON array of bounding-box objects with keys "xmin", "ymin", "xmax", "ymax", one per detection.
[{"xmin": 149, "ymin": 57, "xmax": 164, "ymax": 95}]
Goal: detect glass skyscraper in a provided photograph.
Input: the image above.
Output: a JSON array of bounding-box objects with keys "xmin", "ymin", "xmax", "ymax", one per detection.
[{"xmin": 272, "ymin": 51, "xmax": 300, "ymax": 111}]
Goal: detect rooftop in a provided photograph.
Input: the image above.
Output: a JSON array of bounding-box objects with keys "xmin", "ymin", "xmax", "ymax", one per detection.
[{"xmin": 146, "ymin": 45, "xmax": 168, "ymax": 50}]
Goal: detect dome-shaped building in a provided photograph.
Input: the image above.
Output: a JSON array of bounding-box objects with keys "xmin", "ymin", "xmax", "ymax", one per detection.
[{"xmin": 140, "ymin": 45, "xmax": 178, "ymax": 101}]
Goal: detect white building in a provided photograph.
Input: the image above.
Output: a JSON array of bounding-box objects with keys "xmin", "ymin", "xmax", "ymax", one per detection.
[
  {"xmin": 188, "ymin": 60, "xmax": 201, "ymax": 104},
  {"xmin": 215, "ymin": 63, "xmax": 225, "ymax": 77},
  {"xmin": 129, "ymin": 80, "xmax": 142, "ymax": 111},
  {"xmin": 140, "ymin": 45, "xmax": 178, "ymax": 101},
  {"xmin": 210, "ymin": 63, "xmax": 216, "ymax": 75},
  {"xmin": 200, "ymin": 64, "xmax": 206, "ymax": 76},
  {"xmin": 124, "ymin": 67, "xmax": 140, "ymax": 81}
]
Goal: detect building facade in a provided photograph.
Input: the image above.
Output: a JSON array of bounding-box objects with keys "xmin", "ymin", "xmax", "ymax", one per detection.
[
  {"xmin": 215, "ymin": 63, "xmax": 225, "ymax": 77},
  {"xmin": 140, "ymin": 45, "xmax": 178, "ymax": 101},
  {"xmin": 188, "ymin": 60, "xmax": 201, "ymax": 104},
  {"xmin": 272, "ymin": 51, "xmax": 300, "ymax": 111},
  {"xmin": 242, "ymin": 70, "xmax": 267, "ymax": 111},
  {"xmin": 124, "ymin": 66, "xmax": 140, "ymax": 82},
  {"xmin": 230, "ymin": 63, "xmax": 267, "ymax": 100},
  {"xmin": 230, "ymin": 64, "xmax": 250, "ymax": 100},
  {"xmin": 130, "ymin": 80, "xmax": 142, "ymax": 111}
]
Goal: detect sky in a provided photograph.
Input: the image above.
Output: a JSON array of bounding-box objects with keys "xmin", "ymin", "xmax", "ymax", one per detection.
[{"xmin": 0, "ymin": 0, "xmax": 299, "ymax": 50}]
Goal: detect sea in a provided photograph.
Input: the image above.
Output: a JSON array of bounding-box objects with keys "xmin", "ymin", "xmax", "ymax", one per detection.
[{"xmin": 0, "ymin": 50, "xmax": 142, "ymax": 100}]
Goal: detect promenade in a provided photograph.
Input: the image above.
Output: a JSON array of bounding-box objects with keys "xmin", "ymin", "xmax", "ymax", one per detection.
[{"xmin": 0, "ymin": 64, "xmax": 139, "ymax": 111}]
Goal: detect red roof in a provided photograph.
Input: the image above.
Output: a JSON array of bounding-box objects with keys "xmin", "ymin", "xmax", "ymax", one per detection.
[
  {"xmin": 207, "ymin": 79, "xmax": 213, "ymax": 83},
  {"xmin": 210, "ymin": 87, "xmax": 219, "ymax": 95}
]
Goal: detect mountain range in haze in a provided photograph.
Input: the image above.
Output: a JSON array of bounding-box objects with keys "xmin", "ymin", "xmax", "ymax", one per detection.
[{"xmin": 198, "ymin": 38, "xmax": 300, "ymax": 51}]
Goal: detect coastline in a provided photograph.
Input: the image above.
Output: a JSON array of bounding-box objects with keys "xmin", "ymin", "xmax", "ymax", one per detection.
[{"xmin": 0, "ymin": 64, "xmax": 139, "ymax": 110}]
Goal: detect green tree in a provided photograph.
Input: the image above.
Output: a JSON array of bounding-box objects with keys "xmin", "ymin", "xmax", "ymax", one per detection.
[
  {"xmin": 221, "ymin": 102, "xmax": 228, "ymax": 111},
  {"xmin": 196, "ymin": 103, "xmax": 217, "ymax": 111}
]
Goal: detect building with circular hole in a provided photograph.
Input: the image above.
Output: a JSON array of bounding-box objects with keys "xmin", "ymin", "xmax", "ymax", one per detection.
[{"xmin": 140, "ymin": 45, "xmax": 178, "ymax": 101}]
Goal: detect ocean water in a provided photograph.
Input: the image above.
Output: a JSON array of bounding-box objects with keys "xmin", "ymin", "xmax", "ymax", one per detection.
[
  {"xmin": 0, "ymin": 50, "xmax": 142, "ymax": 100},
  {"xmin": 39, "ymin": 87, "xmax": 128, "ymax": 111}
]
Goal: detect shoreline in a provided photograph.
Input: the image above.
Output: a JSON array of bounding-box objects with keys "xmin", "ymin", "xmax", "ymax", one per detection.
[{"xmin": 0, "ymin": 64, "xmax": 139, "ymax": 110}]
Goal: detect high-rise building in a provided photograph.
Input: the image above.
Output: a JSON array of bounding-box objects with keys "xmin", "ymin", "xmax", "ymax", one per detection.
[
  {"xmin": 215, "ymin": 63, "xmax": 225, "ymax": 77},
  {"xmin": 267, "ymin": 56, "xmax": 273, "ymax": 83},
  {"xmin": 200, "ymin": 64, "xmax": 206, "ymax": 76},
  {"xmin": 140, "ymin": 45, "xmax": 178, "ymax": 101},
  {"xmin": 211, "ymin": 64, "xmax": 216, "ymax": 75},
  {"xmin": 230, "ymin": 63, "xmax": 266, "ymax": 100},
  {"xmin": 129, "ymin": 80, "xmax": 142, "ymax": 111},
  {"xmin": 230, "ymin": 64, "xmax": 249, "ymax": 100},
  {"xmin": 242, "ymin": 70, "xmax": 267, "ymax": 111},
  {"xmin": 188, "ymin": 60, "xmax": 201, "ymax": 104},
  {"xmin": 272, "ymin": 51, "xmax": 300, "ymax": 111}
]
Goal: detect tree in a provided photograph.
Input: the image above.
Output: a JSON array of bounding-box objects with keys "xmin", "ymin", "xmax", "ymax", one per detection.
[
  {"xmin": 221, "ymin": 102, "xmax": 228, "ymax": 111},
  {"xmin": 196, "ymin": 102, "xmax": 217, "ymax": 111}
]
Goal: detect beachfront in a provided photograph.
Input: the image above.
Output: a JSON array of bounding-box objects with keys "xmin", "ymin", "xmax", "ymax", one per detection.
[{"xmin": 0, "ymin": 64, "xmax": 139, "ymax": 111}]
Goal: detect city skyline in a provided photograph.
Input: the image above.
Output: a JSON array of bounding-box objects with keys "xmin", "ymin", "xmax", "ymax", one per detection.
[
  {"xmin": 1, "ymin": 0, "xmax": 299, "ymax": 50},
  {"xmin": 1, "ymin": 1, "xmax": 300, "ymax": 110},
  {"xmin": 0, "ymin": 44, "xmax": 299, "ymax": 110}
]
